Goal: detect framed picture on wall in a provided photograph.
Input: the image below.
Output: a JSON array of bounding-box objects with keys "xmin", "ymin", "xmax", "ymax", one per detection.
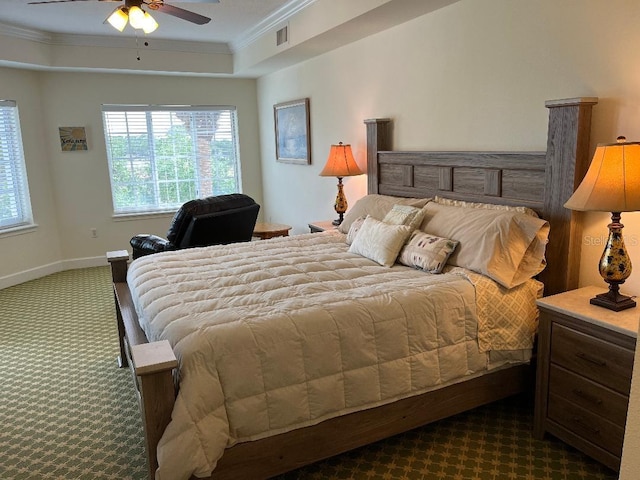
[
  {"xmin": 58, "ymin": 126, "xmax": 88, "ymax": 151},
  {"xmin": 274, "ymin": 98, "xmax": 311, "ymax": 165}
]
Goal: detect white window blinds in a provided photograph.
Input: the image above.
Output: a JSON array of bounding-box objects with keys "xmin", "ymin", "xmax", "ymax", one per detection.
[
  {"xmin": 102, "ymin": 105, "xmax": 241, "ymax": 214},
  {"xmin": 0, "ymin": 100, "xmax": 32, "ymax": 230}
]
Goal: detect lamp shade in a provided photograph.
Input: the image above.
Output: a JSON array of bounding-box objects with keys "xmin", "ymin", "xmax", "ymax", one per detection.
[
  {"xmin": 142, "ymin": 12, "xmax": 159, "ymax": 34},
  {"xmin": 128, "ymin": 6, "xmax": 146, "ymax": 29},
  {"xmin": 564, "ymin": 139, "xmax": 640, "ymax": 212},
  {"xmin": 107, "ymin": 7, "xmax": 128, "ymax": 32},
  {"xmin": 319, "ymin": 142, "xmax": 363, "ymax": 178}
]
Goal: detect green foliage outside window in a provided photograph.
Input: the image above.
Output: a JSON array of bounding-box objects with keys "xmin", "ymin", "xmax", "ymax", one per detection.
[{"xmin": 103, "ymin": 107, "xmax": 240, "ymax": 214}]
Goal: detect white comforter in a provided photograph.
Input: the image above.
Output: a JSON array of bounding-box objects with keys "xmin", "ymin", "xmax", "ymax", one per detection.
[{"xmin": 127, "ymin": 232, "xmax": 537, "ymax": 480}]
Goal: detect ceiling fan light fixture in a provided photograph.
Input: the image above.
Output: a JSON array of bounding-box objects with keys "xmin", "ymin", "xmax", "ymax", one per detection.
[
  {"xmin": 107, "ymin": 7, "xmax": 128, "ymax": 32},
  {"xmin": 142, "ymin": 12, "xmax": 158, "ymax": 34},
  {"xmin": 128, "ymin": 6, "xmax": 146, "ymax": 30}
]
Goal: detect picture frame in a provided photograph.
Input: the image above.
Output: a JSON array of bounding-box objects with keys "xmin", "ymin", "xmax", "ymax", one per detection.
[
  {"xmin": 274, "ymin": 98, "xmax": 311, "ymax": 164},
  {"xmin": 58, "ymin": 126, "xmax": 88, "ymax": 151}
]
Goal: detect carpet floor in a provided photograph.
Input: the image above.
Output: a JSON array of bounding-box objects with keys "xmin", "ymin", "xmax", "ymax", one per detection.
[{"xmin": 0, "ymin": 266, "xmax": 619, "ymax": 479}]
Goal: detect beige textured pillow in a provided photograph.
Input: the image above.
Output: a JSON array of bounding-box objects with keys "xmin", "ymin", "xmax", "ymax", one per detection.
[
  {"xmin": 398, "ymin": 231, "xmax": 459, "ymax": 274},
  {"xmin": 382, "ymin": 204, "xmax": 425, "ymax": 229},
  {"xmin": 433, "ymin": 195, "xmax": 539, "ymax": 218},
  {"xmin": 348, "ymin": 216, "xmax": 412, "ymax": 267},
  {"xmin": 338, "ymin": 194, "xmax": 431, "ymax": 234},
  {"xmin": 419, "ymin": 203, "xmax": 549, "ymax": 288}
]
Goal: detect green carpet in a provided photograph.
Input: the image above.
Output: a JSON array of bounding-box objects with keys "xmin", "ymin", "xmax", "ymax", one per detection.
[{"xmin": 0, "ymin": 267, "xmax": 618, "ymax": 479}]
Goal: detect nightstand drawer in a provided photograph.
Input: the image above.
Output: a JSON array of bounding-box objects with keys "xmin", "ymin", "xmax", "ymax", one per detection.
[
  {"xmin": 549, "ymin": 364, "xmax": 629, "ymax": 426},
  {"xmin": 549, "ymin": 394, "xmax": 624, "ymax": 456},
  {"xmin": 551, "ymin": 323, "xmax": 634, "ymax": 394}
]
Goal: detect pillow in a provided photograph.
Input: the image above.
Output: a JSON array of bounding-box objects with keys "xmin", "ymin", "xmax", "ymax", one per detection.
[
  {"xmin": 338, "ymin": 194, "xmax": 431, "ymax": 234},
  {"xmin": 419, "ymin": 202, "xmax": 549, "ymax": 288},
  {"xmin": 348, "ymin": 216, "xmax": 412, "ymax": 267},
  {"xmin": 433, "ymin": 195, "xmax": 539, "ymax": 218},
  {"xmin": 382, "ymin": 204, "xmax": 425, "ymax": 229},
  {"xmin": 398, "ymin": 231, "xmax": 459, "ymax": 274},
  {"xmin": 346, "ymin": 216, "xmax": 367, "ymax": 245}
]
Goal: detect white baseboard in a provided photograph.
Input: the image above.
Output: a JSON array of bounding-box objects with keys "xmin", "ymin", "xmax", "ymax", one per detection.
[{"xmin": 0, "ymin": 255, "xmax": 109, "ymax": 290}]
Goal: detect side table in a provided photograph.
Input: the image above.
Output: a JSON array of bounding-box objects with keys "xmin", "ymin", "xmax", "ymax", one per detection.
[
  {"xmin": 253, "ymin": 222, "xmax": 292, "ymax": 240},
  {"xmin": 534, "ymin": 285, "xmax": 637, "ymax": 471},
  {"xmin": 308, "ymin": 220, "xmax": 338, "ymax": 233}
]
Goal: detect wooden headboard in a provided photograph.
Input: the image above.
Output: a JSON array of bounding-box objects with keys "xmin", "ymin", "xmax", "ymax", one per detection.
[{"xmin": 364, "ymin": 97, "xmax": 598, "ymax": 296}]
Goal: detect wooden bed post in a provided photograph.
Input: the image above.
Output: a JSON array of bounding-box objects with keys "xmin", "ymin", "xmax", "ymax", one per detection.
[
  {"xmin": 365, "ymin": 118, "xmax": 391, "ymax": 194},
  {"xmin": 131, "ymin": 342, "xmax": 178, "ymax": 480},
  {"xmin": 542, "ymin": 97, "xmax": 598, "ymax": 296}
]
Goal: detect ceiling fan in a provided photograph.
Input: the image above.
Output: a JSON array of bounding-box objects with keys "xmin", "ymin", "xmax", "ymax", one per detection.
[{"xmin": 27, "ymin": 0, "xmax": 219, "ymax": 33}]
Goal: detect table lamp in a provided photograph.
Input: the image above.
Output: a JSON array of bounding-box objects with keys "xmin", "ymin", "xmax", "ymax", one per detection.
[
  {"xmin": 564, "ymin": 136, "xmax": 640, "ymax": 311},
  {"xmin": 320, "ymin": 142, "xmax": 363, "ymax": 225}
]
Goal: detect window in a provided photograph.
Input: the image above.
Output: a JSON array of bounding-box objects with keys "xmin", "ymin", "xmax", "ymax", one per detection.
[
  {"xmin": 0, "ymin": 100, "xmax": 32, "ymax": 231},
  {"xmin": 102, "ymin": 105, "xmax": 241, "ymax": 215}
]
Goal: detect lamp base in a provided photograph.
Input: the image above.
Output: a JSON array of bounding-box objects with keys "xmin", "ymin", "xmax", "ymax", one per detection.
[
  {"xmin": 332, "ymin": 177, "xmax": 346, "ymax": 226},
  {"xmin": 590, "ymin": 288, "xmax": 636, "ymax": 312},
  {"xmin": 590, "ymin": 213, "xmax": 636, "ymax": 311}
]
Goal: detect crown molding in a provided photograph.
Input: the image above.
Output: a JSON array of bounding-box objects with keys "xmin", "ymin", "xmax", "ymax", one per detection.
[
  {"xmin": 49, "ymin": 33, "xmax": 231, "ymax": 54},
  {"xmin": 0, "ymin": 21, "xmax": 52, "ymax": 43},
  {"xmin": 230, "ymin": 0, "xmax": 316, "ymax": 53},
  {"xmin": 0, "ymin": 21, "xmax": 230, "ymax": 55}
]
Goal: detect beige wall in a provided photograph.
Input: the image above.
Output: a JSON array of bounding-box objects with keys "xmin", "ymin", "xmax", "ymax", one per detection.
[{"xmin": 0, "ymin": 69, "xmax": 262, "ymax": 285}]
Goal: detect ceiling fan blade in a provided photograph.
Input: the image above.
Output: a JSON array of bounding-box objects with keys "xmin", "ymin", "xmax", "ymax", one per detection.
[{"xmin": 148, "ymin": 3, "xmax": 211, "ymax": 25}]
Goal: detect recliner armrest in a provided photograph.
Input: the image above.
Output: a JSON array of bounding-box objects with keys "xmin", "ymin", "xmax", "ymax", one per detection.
[{"xmin": 130, "ymin": 234, "xmax": 174, "ymax": 259}]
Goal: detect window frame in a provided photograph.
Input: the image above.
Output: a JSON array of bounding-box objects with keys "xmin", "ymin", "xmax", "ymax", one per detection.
[
  {"xmin": 101, "ymin": 104, "xmax": 242, "ymax": 216},
  {"xmin": 0, "ymin": 100, "xmax": 33, "ymax": 233}
]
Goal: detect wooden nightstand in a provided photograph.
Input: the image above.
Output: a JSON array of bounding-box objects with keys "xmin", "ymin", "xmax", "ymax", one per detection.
[
  {"xmin": 253, "ymin": 222, "xmax": 292, "ymax": 240},
  {"xmin": 534, "ymin": 286, "xmax": 638, "ymax": 472},
  {"xmin": 308, "ymin": 220, "xmax": 338, "ymax": 233}
]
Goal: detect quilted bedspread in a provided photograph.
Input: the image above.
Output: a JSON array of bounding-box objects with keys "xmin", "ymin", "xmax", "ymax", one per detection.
[{"xmin": 127, "ymin": 232, "xmax": 537, "ymax": 480}]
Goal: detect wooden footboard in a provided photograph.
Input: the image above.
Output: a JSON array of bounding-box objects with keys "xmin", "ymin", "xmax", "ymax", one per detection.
[
  {"xmin": 206, "ymin": 364, "xmax": 531, "ymax": 480},
  {"xmin": 107, "ymin": 251, "xmax": 178, "ymax": 480}
]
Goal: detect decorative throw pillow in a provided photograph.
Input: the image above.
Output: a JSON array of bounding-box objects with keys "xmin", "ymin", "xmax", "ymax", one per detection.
[
  {"xmin": 348, "ymin": 216, "xmax": 412, "ymax": 267},
  {"xmin": 382, "ymin": 204, "xmax": 425, "ymax": 229},
  {"xmin": 345, "ymin": 216, "xmax": 367, "ymax": 245},
  {"xmin": 398, "ymin": 231, "xmax": 459, "ymax": 274}
]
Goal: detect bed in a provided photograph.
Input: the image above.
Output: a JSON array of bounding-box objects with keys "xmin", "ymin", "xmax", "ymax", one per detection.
[{"xmin": 107, "ymin": 97, "xmax": 598, "ymax": 480}]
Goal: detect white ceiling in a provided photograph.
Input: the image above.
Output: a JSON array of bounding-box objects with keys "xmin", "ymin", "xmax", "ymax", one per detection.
[
  {"xmin": 0, "ymin": 0, "xmax": 297, "ymax": 49},
  {"xmin": 0, "ymin": 0, "xmax": 459, "ymax": 77}
]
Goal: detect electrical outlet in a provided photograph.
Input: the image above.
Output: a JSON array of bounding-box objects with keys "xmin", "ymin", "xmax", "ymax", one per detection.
[{"xmin": 90, "ymin": 228, "xmax": 98, "ymax": 238}]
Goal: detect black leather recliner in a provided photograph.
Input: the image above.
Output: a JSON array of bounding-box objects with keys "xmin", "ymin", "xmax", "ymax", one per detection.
[{"xmin": 130, "ymin": 194, "xmax": 260, "ymax": 259}]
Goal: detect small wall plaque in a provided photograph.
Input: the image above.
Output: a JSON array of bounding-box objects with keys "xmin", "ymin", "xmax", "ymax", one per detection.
[{"xmin": 59, "ymin": 126, "xmax": 88, "ymax": 151}]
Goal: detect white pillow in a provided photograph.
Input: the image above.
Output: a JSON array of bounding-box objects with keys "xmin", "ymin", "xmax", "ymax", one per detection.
[{"xmin": 348, "ymin": 216, "xmax": 412, "ymax": 267}]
